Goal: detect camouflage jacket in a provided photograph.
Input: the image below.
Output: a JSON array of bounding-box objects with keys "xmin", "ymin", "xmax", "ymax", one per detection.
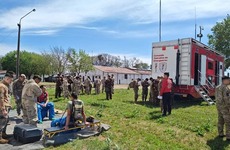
[
  {"xmin": 215, "ymin": 84, "xmax": 230, "ymax": 108},
  {"xmin": 105, "ymin": 79, "xmax": 112, "ymax": 90},
  {"xmin": 133, "ymin": 80, "xmax": 140, "ymax": 91},
  {"xmin": 22, "ymin": 79, "xmax": 42, "ymax": 101},
  {"xmin": 0, "ymin": 80, "xmax": 11, "ymax": 109},
  {"xmin": 141, "ymin": 80, "xmax": 150, "ymax": 90},
  {"xmin": 12, "ymin": 79, "xmax": 27, "ymax": 99}
]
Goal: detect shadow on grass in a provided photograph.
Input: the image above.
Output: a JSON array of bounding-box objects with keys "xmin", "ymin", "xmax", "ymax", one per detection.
[
  {"xmin": 123, "ymin": 100, "xmax": 158, "ymax": 109},
  {"xmin": 148, "ymin": 110, "xmax": 163, "ymax": 120},
  {"xmin": 207, "ymin": 136, "xmax": 230, "ymax": 150},
  {"xmin": 123, "ymin": 99, "xmax": 205, "ymax": 110},
  {"xmin": 172, "ymin": 99, "xmax": 207, "ymax": 109}
]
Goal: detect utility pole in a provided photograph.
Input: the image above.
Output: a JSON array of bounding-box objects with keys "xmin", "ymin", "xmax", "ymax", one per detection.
[
  {"xmin": 16, "ymin": 9, "xmax": 36, "ymax": 78},
  {"xmin": 159, "ymin": 0, "xmax": 161, "ymax": 42}
]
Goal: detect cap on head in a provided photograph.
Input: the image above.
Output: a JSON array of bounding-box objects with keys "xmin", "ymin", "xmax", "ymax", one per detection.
[
  {"xmin": 5, "ymin": 71, "xmax": 14, "ymax": 78},
  {"xmin": 33, "ymin": 75, "xmax": 41, "ymax": 81},
  {"xmin": 20, "ymin": 74, "xmax": 26, "ymax": 78},
  {"xmin": 222, "ymin": 76, "xmax": 230, "ymax": 81}
]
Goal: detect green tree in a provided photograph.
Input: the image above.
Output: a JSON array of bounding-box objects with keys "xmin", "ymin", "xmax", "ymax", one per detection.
[
  {"xmin": 1, "ymin": 50, "xmax": 47, "ymax": 78},
  {"xmin": 67, "ymin": 48, "xmax": 94, "ymax": 75},
  {"xmin": 134, "ymin": 62, "xmax": 149, "ymax": 70},
  {"xmin": 208, "ymin": 15, "xmax": 230, "ymax": 68}
]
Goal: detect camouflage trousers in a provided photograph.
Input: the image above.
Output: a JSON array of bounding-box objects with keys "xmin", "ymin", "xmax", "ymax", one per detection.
[
  {"xmin": 22, "ymin": 99, "xmax": 37, "ymax": 126},
  {"xmin": 95, "ymin": 85, "xmax": 100, "ymax": 94},
  {"xmin": 134, "ymin": 89, "xmax": 138, "ymax": 102},
  {"xmin": 0, "ymin": 111, "xmax": 8, "ymax": 132},
  {"xmin": 217, "ymin": 107, "xmax": 230, "ymax": 139},
  {"xmin": 15, "ymin": 98, "xmax": 22, "ymax": 115},
  {"xmin": 85, "ymin": 86, "xmax": 90, "ymax": 95},
  {"xmin": 142, "ymin": 89, "xmax": 148, "ymax": 101}
]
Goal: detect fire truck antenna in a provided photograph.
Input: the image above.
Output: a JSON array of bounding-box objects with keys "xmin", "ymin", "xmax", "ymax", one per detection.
[{"xmin": 195, "ymin": 7, "xmax": 197, "ymax": 40}]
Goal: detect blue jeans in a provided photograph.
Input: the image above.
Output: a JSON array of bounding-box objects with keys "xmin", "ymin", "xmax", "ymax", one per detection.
[
  {"xmin": 37, "ymin": 102, "xmax": 55, "ymax": 122},
  {"xmin": 51, "ymin": 117, "xmax": 81, "ymax": 135},
  {"xmin": 51, "ymin": 116, "xmax": 67, "ymax": 128}
]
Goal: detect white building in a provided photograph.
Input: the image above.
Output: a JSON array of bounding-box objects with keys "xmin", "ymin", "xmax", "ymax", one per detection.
[{"xmin": 79, "ymin": 66, "xmax": 143, "ymax": 84}]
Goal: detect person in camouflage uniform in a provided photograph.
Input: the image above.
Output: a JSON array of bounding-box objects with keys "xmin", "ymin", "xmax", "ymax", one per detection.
[
  {"xmin": 133, "ymin": 78, "xmax": 141, "ymax": 103},
  {"xmin": 128, "ymin": 79, "xmax": 134, "ymax": 90},
  {"xmin": 84, "ymin": 76, "xmax": 91, "ymax": 95},
  {"xmin": 22, "ymin": 75, "xmax": 42, "ymax": 126},
  {"xmin": 101, "ymin": 76, "xmax": 106, "ymax": 93},
  {"xmin": 72, "ymin": 76, "xmax": 81, "ymax": 95},
  {"xmin": 111, "ymin": 74, "xmax": 115, "ymax": 94},
  {"xmin": 55, "ymin": 75, "xmax": 63, "ymax": 98},
  {"xmin": 105, "ymin": 75, "xmax": 113, "ymax": 100},
  {"xmin": 215, "ymin": 76, "xmax": 230, "ymax": 140},
  {"xmin": 95, "ymin": 76, "xmax": 101, "ymax": 95},
  {"xmin": 71, "ymin": 76, "xmax": 77, "ymax": 94},
  {"xmin": 67, "ymin": 76, "xmax": 73, "ymax": 93},
  {"xmin": 149, "ymin": 78, "xmax": 154, "ymax": 102},
  {"xmin": 141, "ymin": 78, "xmax": 150, "ymax": 102},
  {"xmin": 157, "ymin": 76, "xmax": 163, "ymax": 112},
  {"xmin": 62, "ymin": 77, "xmax": 70, "ymax": 99},
  {"xmin": 12, "ymin": 74, "xmax": 27, "ymax": 116},
  {"xmin": 0, "ymin": 71, "xmax": 14, "ymax": 144}
]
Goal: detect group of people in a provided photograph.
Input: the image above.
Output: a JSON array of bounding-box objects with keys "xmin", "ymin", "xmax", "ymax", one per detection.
[
  {"xmin": 129, "ymin": 72, "xmax": 173, "ymax": 116},
  {"xmin": 0, "ymin": 72, "xmax": 55, "ymax": 144},
  {"xmin": 54, "ymin": 74, "xmax": 115, "ymax": 100}
]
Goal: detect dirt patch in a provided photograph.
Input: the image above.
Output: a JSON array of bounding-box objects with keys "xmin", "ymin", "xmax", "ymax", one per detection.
[{"xmin": 114, "ymin": 84, "xmax": 128, "ymax": 89}]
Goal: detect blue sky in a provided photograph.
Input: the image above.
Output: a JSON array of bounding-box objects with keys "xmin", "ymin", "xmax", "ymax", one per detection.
[{"xmin": 0, "ymin": 0, "xmax": 229, "ymax": 64}]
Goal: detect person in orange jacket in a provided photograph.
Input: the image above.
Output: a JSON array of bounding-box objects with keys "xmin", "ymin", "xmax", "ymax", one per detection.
[{"xmin": 159, "ymin": 72, "xmax": 172, "ymax": 116}]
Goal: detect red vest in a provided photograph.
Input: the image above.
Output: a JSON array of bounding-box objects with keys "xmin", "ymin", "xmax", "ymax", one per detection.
[{"xmin": 160, "ymin": 78, "xmax": 172, "ymax": 96}]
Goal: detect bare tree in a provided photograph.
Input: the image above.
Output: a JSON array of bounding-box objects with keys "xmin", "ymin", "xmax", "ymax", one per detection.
[{"xmin": 49, "ymin": 46, "xmax": 69, "ymax": 74}]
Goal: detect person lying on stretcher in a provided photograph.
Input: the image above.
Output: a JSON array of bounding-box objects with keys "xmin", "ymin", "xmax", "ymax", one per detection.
[{"xmin": 51, "ymin": 93, "xmax": 89, "ymax": 130}]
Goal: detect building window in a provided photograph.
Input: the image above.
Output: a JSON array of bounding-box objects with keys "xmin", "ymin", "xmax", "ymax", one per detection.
[
  {"xmin": 208, "ymin": 62, "xmax": 213, "ymax": 70},
  {"xmin": 124, "ymin": 74, "xmax": 128, "ymax": 79}
]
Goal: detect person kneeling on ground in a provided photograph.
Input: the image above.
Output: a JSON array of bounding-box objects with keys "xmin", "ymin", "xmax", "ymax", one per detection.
[
  {"xmin": 51, "ymin": 93, "xmax": 87, "ymax": 130},
  {"xmin": 37, "ymin": 85, "xmax": 55, "ymax": 124}
]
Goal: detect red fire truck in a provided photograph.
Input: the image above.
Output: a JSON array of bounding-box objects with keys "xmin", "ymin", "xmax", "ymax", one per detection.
[{"xmin": 152, "ymin": 38, "xmax": 225, "ymax": 104}]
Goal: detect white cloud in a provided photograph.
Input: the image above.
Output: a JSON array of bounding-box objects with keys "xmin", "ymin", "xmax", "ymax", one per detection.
[
  {"xmin": 0, "ymin": 0, "xmax": 229, "ymax": 32},
  {"xmin": 23, "ymin": 29, "xmax": 59, "ymax": 36}
]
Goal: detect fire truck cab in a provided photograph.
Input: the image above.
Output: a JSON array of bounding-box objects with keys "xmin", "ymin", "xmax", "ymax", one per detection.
[{"xmin": 152, "ymin": 38, "xmax": 225, "ymax": 103}]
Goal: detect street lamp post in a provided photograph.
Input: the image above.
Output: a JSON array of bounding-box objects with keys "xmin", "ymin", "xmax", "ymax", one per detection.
[{"xmin": 16, "ymin": 9, "xmax": 36, "ymax": 78}]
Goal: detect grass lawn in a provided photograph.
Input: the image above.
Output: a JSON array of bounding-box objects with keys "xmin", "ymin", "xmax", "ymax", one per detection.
[{"xmin": 43, "ymin": 88, "xmax": 229, "ymax": 150}]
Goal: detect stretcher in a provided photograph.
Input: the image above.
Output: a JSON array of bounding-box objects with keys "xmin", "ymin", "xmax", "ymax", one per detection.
[{"xmin": 43, "ymin": 120, "xmax": 101, "ymax": 138}]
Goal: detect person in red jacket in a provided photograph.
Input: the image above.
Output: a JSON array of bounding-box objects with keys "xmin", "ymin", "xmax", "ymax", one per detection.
[{"xmin": 160, "ymin": 72, "xmax": 172, "ymax": 116}]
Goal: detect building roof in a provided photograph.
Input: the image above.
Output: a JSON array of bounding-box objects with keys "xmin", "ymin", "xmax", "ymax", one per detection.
[
  {"xmin": 136, "ymin": 70, "xmax": 152, "ymax": 75},
  {"xmin": 94, "ymin": 66, "xmax": 139, "ymax": 75}
]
